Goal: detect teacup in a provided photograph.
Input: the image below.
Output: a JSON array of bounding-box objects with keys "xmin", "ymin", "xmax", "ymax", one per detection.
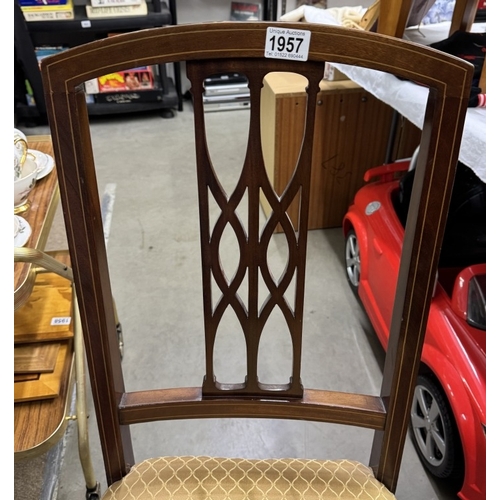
[
  {"xmin": 14, "ymin": 128, "xmax": 27, "ymax": 143},
  {"xmin": 14, "ymin": 157, "xmax": 38, "ymax": 213},
  {"xmin": 14, "ymin": 128, "xmax": 29, "ymax": 181}
]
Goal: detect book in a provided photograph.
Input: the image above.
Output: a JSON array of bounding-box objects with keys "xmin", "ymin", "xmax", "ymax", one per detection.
[
  {"xmin": 85, "ymin": 78, "xmax": 100, "ymax": 94},
  {"xmin": 19, "ymin": 0, "xmax": 68, "ymax": 6},
  {"xmin": 35, "ymin": 46, "xmax": 68, "ymax": 67},
  {"xmin": 21, "ymin": 0, "xmax": 74, "ymax": 20},
  {"xmin": 93, "ymin": 89, "xmax": 164, "ymax": 104},
  {"xmin": 230, "ymin": 2, "xmax": 261, "ymax": 21},
  {"xmin": 85, "ymin": 0, "xmax": 147, "ymax": 18},
  {"xmin": 21, "ymin": 0, "xmax": 72, "ymax": 11},
  {"xmin": 97, "ymin": 67, "xmax": 155, "ymax": 92},
  {"xmin": 22, "ymin": 8, "xmax": 74, "ymax": 20},
  {"xmin": 90, "ymin": 0, "xmax": 142, "ymax": 6}
]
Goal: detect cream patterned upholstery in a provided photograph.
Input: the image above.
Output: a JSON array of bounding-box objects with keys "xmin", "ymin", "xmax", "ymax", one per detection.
[{"xmin": 102, "ymin": 456, "xmax": 396, "ymax": 499}]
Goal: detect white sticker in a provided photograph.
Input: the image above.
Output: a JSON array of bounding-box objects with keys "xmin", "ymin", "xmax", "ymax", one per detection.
[
  {"xmin": 81, "ymin": 20, "xmax": 91, "ymax": 28},
  {"xmin": 51, "ymin": 317, "xmax": 72, "ymax": 326},
  {"xmin": 264, "ymin": 27, "xmax": 311, "ymax": 62}
]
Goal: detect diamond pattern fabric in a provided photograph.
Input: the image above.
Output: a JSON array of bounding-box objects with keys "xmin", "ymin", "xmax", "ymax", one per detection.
[{"xmin": 102, "ymin": 456, "xmax": 397, "ymax": 499}]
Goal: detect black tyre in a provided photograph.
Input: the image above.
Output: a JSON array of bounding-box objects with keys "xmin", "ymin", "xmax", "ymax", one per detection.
[
  {"xmin": 344, "ymin": 229, "xmax": 360, "ymax": 294},
  {"xmin": 410, "ymin": 375, "xmax": 464, "ymax": 480}
]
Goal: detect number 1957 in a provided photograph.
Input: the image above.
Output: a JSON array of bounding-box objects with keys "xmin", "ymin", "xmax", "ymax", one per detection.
[{"xmin": 268, "ymin": 35, "xmax": 304, "ymax": 53}]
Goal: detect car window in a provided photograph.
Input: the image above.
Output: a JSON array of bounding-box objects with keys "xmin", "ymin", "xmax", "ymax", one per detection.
[{"xmin": 468, "ymin": 274, "xmax": 486, "ymax": 330}]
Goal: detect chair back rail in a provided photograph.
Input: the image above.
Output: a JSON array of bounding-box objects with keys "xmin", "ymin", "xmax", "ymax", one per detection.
[{"xmin": 41, "ymin": 22, "xmax": 472, "ymax": 492}]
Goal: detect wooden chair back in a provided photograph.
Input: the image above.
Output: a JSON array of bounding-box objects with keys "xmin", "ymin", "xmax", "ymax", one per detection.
[{"xmin": 40, "ymin": 22, "xmax": 472, "ymax": 497}]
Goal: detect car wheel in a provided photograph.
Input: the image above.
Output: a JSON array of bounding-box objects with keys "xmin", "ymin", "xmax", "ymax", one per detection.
[
  {"xmin": 410, "ymin": 375, "xmax": 463, "ymax": 480},
  {"xmin": 345, "ymin": 229, "xmax": 360, "ymax": 294}
]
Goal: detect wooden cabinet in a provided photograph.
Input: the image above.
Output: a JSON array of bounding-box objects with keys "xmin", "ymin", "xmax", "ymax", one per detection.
[{"xmin": 260, "ymin": 72, "xmax": 414, "ymax": 231}]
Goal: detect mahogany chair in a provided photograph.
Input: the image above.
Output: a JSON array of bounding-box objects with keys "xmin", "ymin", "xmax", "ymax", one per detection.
[{"xmin": 40, "ymin": 22, "xmax": 472, "ymax": 499}]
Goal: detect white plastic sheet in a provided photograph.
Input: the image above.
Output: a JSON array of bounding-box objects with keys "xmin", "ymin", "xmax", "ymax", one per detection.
[
  {"xmin": 279, "ymin": 7, "xmax": 486, "ymax": 181},
  {"xmin": 332, "ymin": 63, "xmax": 486, "ymax": 182}
]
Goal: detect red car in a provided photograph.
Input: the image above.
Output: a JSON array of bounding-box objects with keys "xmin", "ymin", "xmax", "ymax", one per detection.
[{"xmin": 342, "ymin": 157, "xmax": 486, "ymax": 500}]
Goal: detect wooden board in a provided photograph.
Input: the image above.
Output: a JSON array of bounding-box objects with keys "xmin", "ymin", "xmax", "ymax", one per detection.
[
  {"xmin": 14, "ymin": 342, "xmax": 60, "ymax": 374},
  {"xmin": 14, "ymin": 352, "xmax": 75, "ymax": 456},
  {"xmin": 14, "ymin": 340, "xmax": 71, "ymax": 403},
  {"xmin": 359, "ymin": 0, "xmax": 380, "ymax": 30},
  {"xmin": 14, "ymin": 252, "xmax": 73, "ymax": 344},
  {"xmin": 14, "ymin": 373, "xmax": 38, "ymax": 382}
]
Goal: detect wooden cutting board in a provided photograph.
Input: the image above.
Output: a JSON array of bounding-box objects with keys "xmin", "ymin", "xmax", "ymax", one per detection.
[
  {"xmin": 14, "ymin": 340, "xmax": 71, "ymax": 403},
  {"xmin": 14, "ymin": 342, "xmax": 60, "ymax": 374},
  {"xmin": 14, "ymin": 373, "xmax": 39, "ymax": 382},
  {"xmin": 15, "ymin": 249, "xmax": 74, "ymax": 344},
  {"xmin": 14, "ymin": 282, "xmax": 73, "ymax": 343}
]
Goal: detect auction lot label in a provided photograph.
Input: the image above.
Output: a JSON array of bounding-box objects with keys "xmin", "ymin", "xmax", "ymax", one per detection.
[{"xmin": 264, "ymin": 27, "xmax": 311, "ymax": 61}]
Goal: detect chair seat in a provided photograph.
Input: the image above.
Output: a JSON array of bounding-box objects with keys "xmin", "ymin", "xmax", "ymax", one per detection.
[{"xmin": 102, "ymin": 455, "xmax": 396, "ymax": 499}]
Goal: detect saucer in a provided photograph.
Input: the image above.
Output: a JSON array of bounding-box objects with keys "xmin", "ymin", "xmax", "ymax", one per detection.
[
  {"xmin": 29, "ymin": 149, "xmax": 55, "ymax": 180},
  {"xmin": 14, "ymin": 215, "xmax": 32, "ymax": 247}
]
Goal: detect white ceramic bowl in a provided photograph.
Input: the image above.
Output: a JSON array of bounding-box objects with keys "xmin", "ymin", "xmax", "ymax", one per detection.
[{"xmin": 14, "ymin": 157, "xmax": 38, "ymax": 209}]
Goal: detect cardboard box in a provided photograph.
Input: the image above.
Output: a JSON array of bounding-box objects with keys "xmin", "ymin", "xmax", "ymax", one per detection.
[{"xmin": 323, "ymin": 62, "xmax": 348, "ymax": 82}]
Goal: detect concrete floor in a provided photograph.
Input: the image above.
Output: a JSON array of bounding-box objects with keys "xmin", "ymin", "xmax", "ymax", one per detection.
[{"xmin": 15, "ymin": 103, "xmax": 460, "ymax": 500}]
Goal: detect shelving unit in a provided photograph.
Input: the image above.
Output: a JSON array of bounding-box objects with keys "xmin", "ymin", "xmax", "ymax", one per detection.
[{"xmin": 14, "ymin": 0, "xmax": 183, "ymax": 125}]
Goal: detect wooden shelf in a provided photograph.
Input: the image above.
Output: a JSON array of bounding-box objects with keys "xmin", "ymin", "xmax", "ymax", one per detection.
[{"xmin": 24, "ymin": 1, "xmax": 172, "ymax": 34}]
